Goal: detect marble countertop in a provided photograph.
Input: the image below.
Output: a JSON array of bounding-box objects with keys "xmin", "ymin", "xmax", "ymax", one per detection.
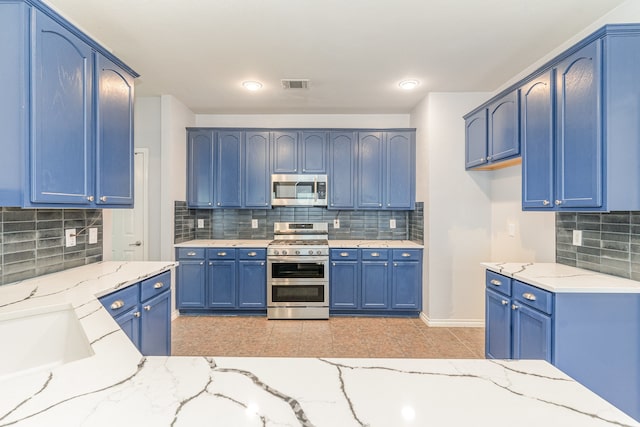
[
  {"xmin": 483, "ymin": 262, "xmax": 640, "ymax": 293},
  {"xmin": 1, "ymin": 261, "xmax": 637, "ymax": 426},
  {"xmin": 175, "ymin": 239, "xmax": 424, "ymax": 249}
]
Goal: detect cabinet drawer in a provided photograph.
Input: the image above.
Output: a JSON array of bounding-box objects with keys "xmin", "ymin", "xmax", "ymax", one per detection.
[
  {"xmin": 392, "ymin": 249, "xmax": 421, "ymax": 261},
  {"xmin": 486, "ymin": 270, "xmax": 511, "ymax": 296},
  {"xmin": 100, "ymin": 284, "xmax": 139, "ymax": 318},
  {"xmin": 362, "ymin": 249, "xmax": 389, "ymax": 260},
  {"xmin": 331, "ymin": 249, "xmax": 358, "ymax": 260},
  {"xmin": 513, "ymin": 280, "xmax": 552, "ymax": 314},
  {"xmin": 177, "ymin": 248, "xmax": 205, "ymax": 259},
  {"xmin": 141, "ymin": 271, "xmax": 171, "ymax": 302},
  {"xmin": 207, "ymin": 248, "xmax": 236, "ymax": 259},
  {"xmin": 238, "ymin": 248, "xmax": 266, "ymax": 260}
]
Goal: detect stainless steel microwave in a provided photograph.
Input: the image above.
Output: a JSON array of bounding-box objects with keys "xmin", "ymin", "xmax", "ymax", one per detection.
[{"xmin": 271, "ymin": 174, "xmax": 328, "ymax": 206}]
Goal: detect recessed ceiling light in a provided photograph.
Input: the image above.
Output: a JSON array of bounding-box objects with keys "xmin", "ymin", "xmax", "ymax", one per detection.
[
  {"xmin": 399, "ymin": 79, "xmax": 419, "ymax": 90},
  {"xmin": 242, "ymin": 81, "xmax": 263, "ymax": 91}
]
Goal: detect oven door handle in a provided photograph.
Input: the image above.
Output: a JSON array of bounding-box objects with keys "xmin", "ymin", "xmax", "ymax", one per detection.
[
  {"xmin": 268, "ymin": 256, "xmax": 328, "ymax": 263},
  {"xmin": 314, "ymin": 176, "xmax": 318, "ymax": 202}
]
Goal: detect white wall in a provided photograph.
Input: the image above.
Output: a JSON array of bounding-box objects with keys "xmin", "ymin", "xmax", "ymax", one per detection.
[
  {"xmin": 195, "ymin": 114, "xmax": 410, "ymax": 128},
  {"xmin": 160, "ymin": 95, "xmax": 195, "ymax": 261}
]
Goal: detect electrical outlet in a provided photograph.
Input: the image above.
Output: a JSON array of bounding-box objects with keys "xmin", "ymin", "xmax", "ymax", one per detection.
[
  {"xmin": 251, "ymin": 219, "xmax": 258, "ymax": 229},
  {"xmin": 65, "ymin": 229, "xmax": 76, "ymax": 248},
  {"xmin": 88, "ymin": 228, "xmax": 98, "ymax": 244},
  {"xmin": 508, "ymin": 222, "xmax": 516, "ymax": 237},
  {"xmin": 333, "ymin": 219, "xmax": 340, "ymax": 229},
  {"xmin": 197, "ymin": 219, "xmax": 204, "ymax": 229},
  {"xmin": 573, "ymin": 229, "xmax": 583, "ymax": 246},
  {"xmin": 390, "ymin": 219, "xmax": 396, "ymax": 229}
]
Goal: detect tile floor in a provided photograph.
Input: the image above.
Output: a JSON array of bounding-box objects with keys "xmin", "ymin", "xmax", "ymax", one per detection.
[{"xmin": 172, "ymin": 316, "xmax": 485, "ymax": 358}]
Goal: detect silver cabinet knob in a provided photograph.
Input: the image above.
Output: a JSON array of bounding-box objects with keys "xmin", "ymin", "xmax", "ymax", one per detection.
[
  {"xmin": 87, "ymin": 195, "xmax": 94, "ymax": 202},
  {"xmin": 100, "ymin": 196, "xmax": 107, "ymax": 202},
  {"xmin": 512, "ymin": 304, "xmax": 519, "ymax": 310},
  {"xmin": 133, "ymin": 311, "xmax": 141, "ymax": 318},
  {"xmin": 394, "ymin": 262, "xmax": 398, "ymax": 266},
  {"xmin": 208, "ymin": 202, "xmax": 212, "ymax": 206},
  {"xmin": 542, "ymin": 200, "xmax": 550, "ymax": 206},
  {"xmin": 479, "ymin": 158, "xmax": 485, "ymax": 162},
  {"xmin": 143, "ymin": 305, "xmax": 151, "ymax": 311},
  {"xmin": 487, "ymin": 156, "xmax": 492, "ymax": 161},
  {"xmin": 384, "ymin": 262, "xmax": 388, "ymax": 266},
  {"xmin": 501, "ymin": 300, "xmax": 508, "ymax": 305},
  {"xmin": 217, "ymin": 202, "xmax": 221, "ymax": 206},
  {"xmin": 332, "ymin": 262, "xmax": 336, "ymax": 266},
  {"xmin": 555, "ymin": 200, "xmax": 563, "ymax": 205},
  {"xmin": 379, "ymin": 203, "xmax": 382, "ymax": 207},
  {"xmin": 260, "ymin": 262, "xmax": 264, "ymax": 266}
]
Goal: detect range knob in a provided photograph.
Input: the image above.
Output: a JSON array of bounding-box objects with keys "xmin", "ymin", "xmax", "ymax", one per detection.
[
  {"xmin": 295, "ymin": 250, "xmax": 300, "ymax": 255},
  {"xmin": 282, "ymin": 250, "xmax": 288, "ymax": 255},
  {"xmin": 308, "ymin": 249, "xmax": 314, "ymax": 255},
  {"xmin": 273, "ymin": 250, "xmax": 279, "ymax": 255},
  {"xmin": 316, "ymin": 250, "xmax": 322, "ymax": 255}
]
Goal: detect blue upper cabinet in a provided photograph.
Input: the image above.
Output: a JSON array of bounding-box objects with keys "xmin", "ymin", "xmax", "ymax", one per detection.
[
  {"xmin": 244, "ymin": 131, "xmax": 270, "ymax": 208},
  {"xmin": 95, "ymin": 54, "xmax": 135, "ymax": 206},
  {"xmin": 187, "ymin": 130, "xmax": 215, "ymax": 208},
  {"xmin": 272, "ymin": 131, "xmax": 299, "ymax": 173},
  {"xmin": 215, "ymin": 131, "xmax": 242, "ymax": 208},
  {"xmin": 521, "ymin": 71, "xmax": 554, "ymax": 209},
  {"xmin": 328, "ymin": 132, "xmax": 357, "ymax": 209},
  {"xmin": 31, "ymin": 10, "xmax": 94, "ymax": 205},
  {"xmin": 465, "ymin": 91, "xmax": 520, "ymax": 170},
  {"xmin": 464, "ymin": 109, "xmax": 488, "ymax": 169},
  {"xmin": 300, "ymin": 131, "xmax": 327, "ymax": 173},
  {"xmin": 385, "ymin": 132, "xmax": 415, "ymax": 209},
  {"xmin": 554, "ymin": 40, "xmax": 602, "ymax": 209},
  {"xmin": 358, "ymin": 132, "xmax": 385, "ymax": 209},
  {"xmin": 0, "ymin": 1, "xmax": 138, "ymax": 209}
]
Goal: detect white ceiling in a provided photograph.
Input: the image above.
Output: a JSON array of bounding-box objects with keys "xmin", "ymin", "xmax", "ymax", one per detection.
[{"xmin": 44, "ymin": 0, "xmax": 626, "ymax": 114}]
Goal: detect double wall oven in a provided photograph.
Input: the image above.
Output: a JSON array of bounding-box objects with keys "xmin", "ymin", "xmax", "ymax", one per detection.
[{"xmin": 267, "ymin": 222, "xmax": 329, "ymax": 319}]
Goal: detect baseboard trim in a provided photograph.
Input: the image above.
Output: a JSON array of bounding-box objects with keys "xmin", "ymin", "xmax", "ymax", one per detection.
[{"xmin": 419, "ymin": 312, "xmax": 484, "ymax": 327}]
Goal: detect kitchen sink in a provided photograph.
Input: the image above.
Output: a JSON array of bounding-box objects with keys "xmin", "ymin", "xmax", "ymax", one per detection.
[{"xmin": 0, "ymin": 304, "xmax": 94, "ymax": 380}]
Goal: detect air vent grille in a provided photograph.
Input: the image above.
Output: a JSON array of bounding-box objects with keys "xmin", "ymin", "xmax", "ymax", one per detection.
[{"xmin": 281, "ymin": 79, "xmax": 310, "ymax": 89}]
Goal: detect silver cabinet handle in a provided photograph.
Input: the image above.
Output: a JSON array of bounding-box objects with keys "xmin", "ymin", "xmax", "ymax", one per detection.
[
  {"xmin": 187, "ymin": 251, "xmax": 197, "ymax": 256},
  {"xmin": 133, "ymin": 311, "xmax": 141, "ymax": 318},
  {"xmin": 371, "ymin": 252, "xmax": 380, "ymax": 257},
  {"xmin": 479, "ymin": 158, "xmax": 485, "ymax": 162},
  {"xmin": 218, "ymin": 252, "xmax": 227, "ymax": 256},
  {"xmin": 542, "ymin": 200, "xmax": 550, "ymax": 206},
  {"xmin": 209, "ymin": 262, "xmax": 213, "ymax": 265},
  {"xmin": 378, "ymin": 203, "xmax": 382, "ymax": 207},
  {"xmin": 129, "ymin": 241, "xmax": 142, "ymax": 246},
  {"xmin": 153, "ymin": 282, "xmax": 164, "ymax": 289},
  {"xmin": 501, "ymin": 300, "xmax": 508, "ymax": 305},
  {"xmin": 487, "ymin": 156, "xmax": 492, "ymax": 161},
  {"xmin": 394, "ymin": 263, "xmax": 398, "ymax": 266},
  {"xmin": 401, "ymin": 252, "xmax": 411, "ymax": 257},
  {"xmin": 110, "ymin": 300, "xmax": 124, "ymax": 310},
  {"xmin": 208, "ymin": 202, "xmax": 212, "ymax": 206},
  {"xmin": 100, "ymin": 196, "xmax": 107, "ymax": 202},
  {"xmin": 247, "ymin": 251, "xmax": 257, "ymax": 257},
  {"xmin": 512, "ymin": 304, "xmax": 519, "ymax": 310},
  {"xmin": 261, "ymin": 262, "xmax": 264, "ymax": 266},
  {"xmin": 384, "ymin": 262, "xmax": 388, "ymax": 266},
  {"xmin": 340, "ymin": 252, "xmax": 350, "ymax": 257},
  {"xmin": 217, "ymin": 202, "xmax": 221, "ymax": 206},
  {"xmin": 87, "ymin": 195, "xmax": 94, "ymax": 202},
  {"xmin": 199, "ymin": 262, "xmax": 204, "ymax": 265},
  {"xmin": 143, "ymin": 305, "xmax": 151, "ymax": 311},
  {"xmin": 332, "ymin": 262, "xmax": 336, "ymax": 266},
  {"xmin": 490, "ymin": 279, "xmax": 502, "ymax": 286},
  {"xmin": 555, "ymin": 200, "xmax": 563, "ymax": 205},
  {"xmin": 522, "ymin": 292, "xmax": 536, "ymax": 301}
]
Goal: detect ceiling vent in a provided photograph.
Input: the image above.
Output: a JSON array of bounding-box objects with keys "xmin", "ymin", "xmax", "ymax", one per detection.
[{"xmin": 281, "ymin": 79, "xmax": 310, "ymax": 89}]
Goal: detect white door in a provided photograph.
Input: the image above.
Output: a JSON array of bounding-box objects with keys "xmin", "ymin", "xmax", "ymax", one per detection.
[{"xmin": 111, "ymin": 149, "xmax": 148, "ymax": 261}]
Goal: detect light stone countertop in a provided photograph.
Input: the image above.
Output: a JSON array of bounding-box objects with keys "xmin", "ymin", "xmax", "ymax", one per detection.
[
  {"xmin": 328, "ymin": 239, "xmax": 424, "ymax": 248},
  {"xmin": 0, "ymin": 261, "xmax": 638, "ymax": 426},
  {"xmin": 174, "ymin": 239, "xmax": 424, "ymax": 249},
  {"xmin": 482, "ymin": 262, "xmax": 640, "ymax": 293},
  {"xmin": 174, "ymin": 239, "xmax": 272, "ymax": 248}
]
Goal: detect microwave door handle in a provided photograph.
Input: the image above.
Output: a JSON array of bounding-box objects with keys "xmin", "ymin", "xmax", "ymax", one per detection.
[{"xmin": 314, "ymin": 177, "xmax": 318, "ymax": 201}]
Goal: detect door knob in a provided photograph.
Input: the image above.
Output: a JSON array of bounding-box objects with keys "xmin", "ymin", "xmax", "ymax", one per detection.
[{"xmin": 128, "ymin": 241, "xmax": 142, "ymax": 246}]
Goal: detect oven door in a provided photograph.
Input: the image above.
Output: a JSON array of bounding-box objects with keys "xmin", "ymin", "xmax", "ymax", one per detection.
[{"xmin": 267, "ymin": 256, "xmax": 328, "ymax": 307}]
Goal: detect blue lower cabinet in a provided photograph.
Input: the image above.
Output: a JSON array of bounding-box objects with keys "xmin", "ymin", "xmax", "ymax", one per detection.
[
  {"xmin": 361, "ymin": 261, "xmax": 389, "ymax": 309},
  {"xmin": 391, "ymin": 250, "xmax": 421, "ymax": 310},
  {"xmin": 238, "ymin": 259, "xmax": 266, "ymax": 308},
  {"xmin": 512, "ymin": 303, "xmax": 551, "ymax": 361},
  {"xmin": 99, "ymin": 271, "xmax": 172, "ymax": 356},
  {"xmin": 208, "ymin": 260, "xmax": 236, "ymax": 308},
  {"xmin": 485, "ymin": 288, "xmax": 512, "ymax": 359},
  {"xmin": 330, "ymin": 261, "xmax": 359, "ymax": 309}
]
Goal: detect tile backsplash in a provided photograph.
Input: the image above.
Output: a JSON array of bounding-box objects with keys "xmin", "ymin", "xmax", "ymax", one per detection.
[
  {"xmin": 556, "ymin": 211, "xmax": 640, "ymax": 281},
  {"xmin": 174, "ymin": 201, "xmax": 424, "ymax": 244},
  {"xmin": 0, "ymin": 208, "xmax": 103, "ymax": 285}
]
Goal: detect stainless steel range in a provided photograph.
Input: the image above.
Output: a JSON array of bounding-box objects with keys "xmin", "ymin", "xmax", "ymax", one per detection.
[{"xmin": 267, "ymin": 222, "xmax": 329, "ymax": 319}]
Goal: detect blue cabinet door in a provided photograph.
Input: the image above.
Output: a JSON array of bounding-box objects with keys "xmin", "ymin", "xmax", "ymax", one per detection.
[
  {"xmin": 328, "ymin": 132, "xmax": 356, "ymax": 209},
  {"xmin": 487, "ymin": 91, "xmax": 520, "ymax": 163},
  {"xmin": 216, "ymin": 131, "xmax": 242, "ymax": 208},
  {"xmin": 521, "ymin": 71, "xmax": 554, "ymax": 209},
  {"xmin": 31, "ymin": 10, "xmax": 93, "ymax": 205},
  {"xmin": 115, "ymin": 307, "xmax": 141, "ymax": 349},
  {"xmin": 485, "ymin": 288, "xmax": 512, "ymax": 359},
  {"xmin": 95, "ymin": 54, "xmax": 134, "ymax": 207},
  {"xmin": 385, "ymin": 132, "xmax": 415, "ymax": 209},
  {"xmin": 272, "ymin": 131, "xmax": 299, "ymax": 173},
  {"xmin": 361, "ymin": 261, "xmax": 388, "ymax": 309},
  {"xmin": 465, "ymin": 109, "xmax": 488, "ymax": 169},
  {"xmin": 391, "ymin": 260, "xmax": 420, "ymax": 310},
  {"xmin": 177, "ymin": 260, "xmax": 206, "ymax": 308},
  {"xmin": 139, "ymin": 289, "xmax": 171, "ymax": 356},
  {"xmin": 238, "ymin": 260, "xmax": 266, "ymax": 308},
  {"xmin": 300, "ymin": 131, "xmax": 327, "ymax": 173},
  {"xmin": 208, "ymin": 260, "xmax": 236, "ymax": 308},
  {"xmin": 330, "ymin": 260, "xmax": 359, "ymax": 309},
  {"xmin": 244, "ymin": 131, "xmax": 270, "ymax": 208},
  {"xmin": 512, "ymin": 304, "xmax": 551, "ymax": 362},
  {"xmin": 555, "ymin": 40, "xmax": 602, "ymax": 209},
  {"xmin": 358, "ymin": 132, "xmax": 384, "ymax": 209},
  {"xmin": 187, "ymin": 130, "xmax": 215, "ymax": 208}
]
